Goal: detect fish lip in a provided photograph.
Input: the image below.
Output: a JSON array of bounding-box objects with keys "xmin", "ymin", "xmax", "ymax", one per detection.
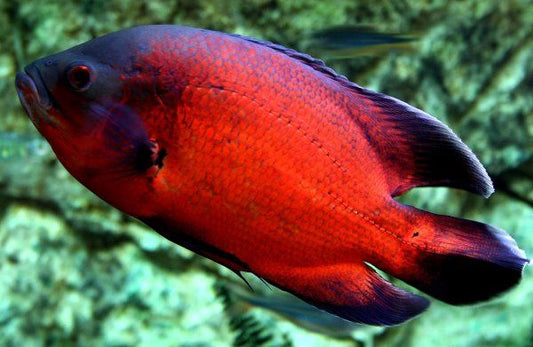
[
  {"xmin": 17, "ymin": 64, "xmax": 54, "ymax": 111},
  {"xmin": 15, "ymin": 72, "xmax": 40, "ymax": 122},
  {"xmin": 16, "ymin": 64, "xmax": 61, "ymax": 128}
]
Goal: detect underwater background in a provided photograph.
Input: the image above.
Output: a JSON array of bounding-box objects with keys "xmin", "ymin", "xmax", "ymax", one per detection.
[{"xmin": 0, "ymin": 0, "xmax": 531, "ymax": 346}]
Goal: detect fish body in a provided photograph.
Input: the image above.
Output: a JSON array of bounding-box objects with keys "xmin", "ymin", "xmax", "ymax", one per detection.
[{"xmin": 15, "ymin": 25, "xmax": 527, "ymax": 326}]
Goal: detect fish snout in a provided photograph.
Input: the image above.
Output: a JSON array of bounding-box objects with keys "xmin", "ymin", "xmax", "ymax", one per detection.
[
  {"xmin": 15, "ymin": 72, "xmax": 41, "ymax": 123},
  {"xmin": 15, "ymin": 67, "xmax": 58, "ymax": 128},
  {"xmin": 20, "ymin": 64, "xmax": 54, "ymax": 110}
]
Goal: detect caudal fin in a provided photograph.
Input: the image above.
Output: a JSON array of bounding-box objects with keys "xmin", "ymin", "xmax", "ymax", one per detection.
[{"xmin": 385, "ymin": 204, "xmax": 528, "ymax": 305}]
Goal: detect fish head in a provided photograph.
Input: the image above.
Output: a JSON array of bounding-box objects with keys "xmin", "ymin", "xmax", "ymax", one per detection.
[
  {"xmin": 15, "ymin": 35, "xmax": 130, "ymax": 165},
  {"xmin": 15, "ymin": 30, "xmax": 166, "ymax": 217}
]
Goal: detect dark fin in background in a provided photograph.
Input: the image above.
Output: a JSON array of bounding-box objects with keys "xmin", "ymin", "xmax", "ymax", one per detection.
[
  {"xmin": 305, "ymin": 25, "xmax": 417, "ymax": 59},
  {"xmin": 260, "ymin": 262, "xmax": 429, "ymax": 326},
  {"xmin": 234, "ymin": 34, "xmax": 493, "ymax": 197},
  {"xmin": 85, "ymin": 103, "xmax": 160, "ymax": 177},
  {"xmin": 388, "ymin": 203, "xmax": 528, "ymax": 305}
]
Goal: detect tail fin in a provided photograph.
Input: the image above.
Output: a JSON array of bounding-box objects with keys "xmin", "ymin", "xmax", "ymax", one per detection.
[{"xmin": 385, "ymin": 204, "xmax": 528, "ymax": 305}]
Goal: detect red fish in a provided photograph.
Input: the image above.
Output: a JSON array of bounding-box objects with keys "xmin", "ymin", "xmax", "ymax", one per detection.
[{"xmin": 15, "ymin": 25, "xmax": 527, "ymax": 326}]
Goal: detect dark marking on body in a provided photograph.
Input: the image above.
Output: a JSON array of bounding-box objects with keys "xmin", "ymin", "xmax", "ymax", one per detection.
[
  {"xmin": 154, "ymin": 147, "xmax": 167, "ymax": 169},
  {"xmin": 136, "ymin": 140, "xmax": 167, "ymax": 172}
]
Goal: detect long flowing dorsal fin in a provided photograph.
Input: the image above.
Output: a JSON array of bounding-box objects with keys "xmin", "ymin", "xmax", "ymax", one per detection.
[{"xmin": 346, "ymin": 87, "xmax": 494, "ymax": 197}]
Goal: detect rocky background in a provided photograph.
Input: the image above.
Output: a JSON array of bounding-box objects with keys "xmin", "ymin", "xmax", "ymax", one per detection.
[{"xmin": 0, "ymin": 0, "xmax": 531, "ymax": 346}]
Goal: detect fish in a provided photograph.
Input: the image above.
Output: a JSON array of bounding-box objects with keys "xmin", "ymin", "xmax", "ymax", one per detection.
[
  {"xmin": 305, "ymin": 25, "xmax": 416, "ymax": 59},
  {"xmin": 15, "ymin": 25, "xmax": 528, "ymax": 326},
  {"xmin": 217, "ymin": 281, "xmax": 365, "ymax": 339}
]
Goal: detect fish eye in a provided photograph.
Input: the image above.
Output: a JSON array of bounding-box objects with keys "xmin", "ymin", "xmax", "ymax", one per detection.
[{"xmin": 66, "ymin": 64, "xmax": 94, "ymax": 92}]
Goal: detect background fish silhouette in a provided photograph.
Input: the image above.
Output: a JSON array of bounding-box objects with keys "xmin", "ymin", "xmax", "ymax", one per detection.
[
  {"xmin": 216, "ymin": 280, "xmax": 365, "ymax": 340},
  {"xmin": 15, "ymin": 25, "xmax": 528, "ymax": 326}
]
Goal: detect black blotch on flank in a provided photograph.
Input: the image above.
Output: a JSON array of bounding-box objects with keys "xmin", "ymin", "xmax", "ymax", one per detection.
[{"xmin": 135, "ymin": 142, "xmax": 156, "ymax": 171}]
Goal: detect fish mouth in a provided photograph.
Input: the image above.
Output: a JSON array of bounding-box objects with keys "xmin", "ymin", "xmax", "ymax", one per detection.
[
  {"xmin": 16, "ymin": 64, "xmax": 53, "ymax": 109},
  {"xmin": 15, "ymin": 65, "xmax": 56, "ymax": 125}
]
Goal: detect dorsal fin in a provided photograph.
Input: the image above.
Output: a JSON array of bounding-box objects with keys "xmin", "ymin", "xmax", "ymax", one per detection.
[
  {"xmin": 347, "ymin": 88, "xmax": 494, "ymax": 197},
  {"xmin": 233, "ymin": 34, "xmax": 494, "ymax": 197},
  {"xmin": 231, "ymin": 34, "xmax": 344, "ymax": 81}
]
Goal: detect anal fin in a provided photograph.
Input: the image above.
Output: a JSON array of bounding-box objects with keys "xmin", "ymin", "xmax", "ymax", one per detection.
[{"xmin": 260, "ymin": 262, "xmax": 429, "ymax": 326}]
